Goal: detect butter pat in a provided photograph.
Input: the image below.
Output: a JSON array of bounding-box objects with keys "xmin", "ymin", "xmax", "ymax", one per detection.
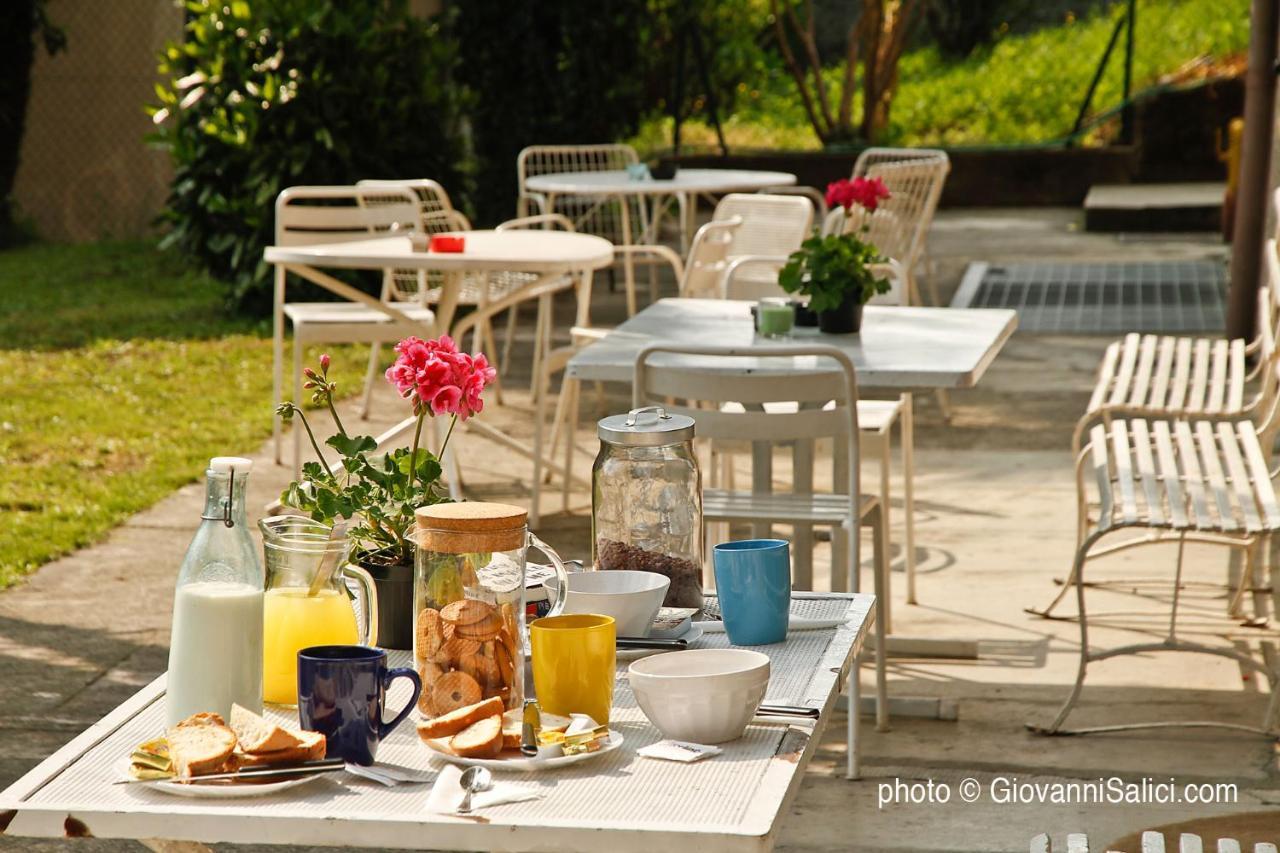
[{"xmin": 637, "ymin": 740, "xmax": 722, "ymax": 763}]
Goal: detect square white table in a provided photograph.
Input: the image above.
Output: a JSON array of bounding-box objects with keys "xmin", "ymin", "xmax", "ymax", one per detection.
[{"xmin": 0, "ymin": 594, "xmax": 872, "ymax": 853}]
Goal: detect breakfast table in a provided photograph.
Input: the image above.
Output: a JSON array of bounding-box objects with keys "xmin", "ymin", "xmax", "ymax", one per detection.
[
  {"xmin": 524, "ymin": 168, "xmax": 797, "ymax": 314},
  {"xmin": 264, "ymin": 231, "xmax": 616, "ymax": 486},
  {"xmin": 0, "ymin": 593, "xmax": 872, "ymax": 853}
]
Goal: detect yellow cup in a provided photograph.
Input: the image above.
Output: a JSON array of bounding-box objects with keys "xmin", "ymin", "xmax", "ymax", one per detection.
[{"xmin": 529, "ymin": 614, "xmax": 616, "ymax": 726}]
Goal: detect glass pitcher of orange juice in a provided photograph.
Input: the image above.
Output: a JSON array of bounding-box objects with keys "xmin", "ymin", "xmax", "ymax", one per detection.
[{"xmin": 259, "ymin": 516, "xmax": 378, "ymax": 705}]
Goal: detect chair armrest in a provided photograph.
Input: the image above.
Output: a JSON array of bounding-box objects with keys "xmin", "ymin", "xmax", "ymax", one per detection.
[
  {"xmin": 517, "ymin": 192, "xmax": 548, "ymax": 219},
  {"xmin": 721, "ymin": 254, "xmax": 790, "ymax": 300},
  {"xmin": 497, "ymin": 213, "xmax": 575, "ymax": 232},
  {"xmin": 613, "ymin": 243, "xmax": 685, "ymax": 283},
  {"xmin": 759, "ymin": 185, "xmax": 828, "ymax": 219}
]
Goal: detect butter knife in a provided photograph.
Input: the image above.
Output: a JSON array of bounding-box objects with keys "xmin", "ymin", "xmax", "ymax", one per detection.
[
  {"xmin": 521, "ymin": 699, "xmax": 540, "ymax": 757},
  {"xmin": 115, "ymin": 758, "xmax": 346, "ymax": 785}
]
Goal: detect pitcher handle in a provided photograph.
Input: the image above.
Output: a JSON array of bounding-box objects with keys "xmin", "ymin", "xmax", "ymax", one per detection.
[
  {"xmin": 342, "ymin": 563, "xmax": 380, "ymax": 647},
  {"xmin": 528, "ymin": 533, "xmax": 575, "ymax": 618}
]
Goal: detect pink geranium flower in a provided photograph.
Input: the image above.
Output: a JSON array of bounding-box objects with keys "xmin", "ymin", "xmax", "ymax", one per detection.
[
  {"xmin": 385, "ymin": 334, "xmax": 495, "ymax": 421},
  {"xmin": 825, "ymin": 176, "xmax": 891, "ymax": 213}
]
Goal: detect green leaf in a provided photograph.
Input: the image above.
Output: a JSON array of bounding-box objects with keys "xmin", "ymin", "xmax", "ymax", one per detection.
[{"xmin": 325, "ymin": 433, "xmax": 377, "ymax": 457}]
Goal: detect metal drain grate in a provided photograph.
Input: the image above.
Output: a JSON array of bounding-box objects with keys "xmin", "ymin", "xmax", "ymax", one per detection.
[{"xmin": 952, "ymin": 260, "xmax": 1226, "ymax": 334}]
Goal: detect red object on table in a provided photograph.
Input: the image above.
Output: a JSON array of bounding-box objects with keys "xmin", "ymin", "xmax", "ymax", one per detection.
[{"xmin": 429, "ymin": 235, "xmax": 465, "ymax": 253}]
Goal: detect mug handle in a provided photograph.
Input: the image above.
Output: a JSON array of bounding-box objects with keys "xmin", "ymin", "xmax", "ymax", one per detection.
[
  {"xmin": 342, "ymin": 563, "xmax": 380, "ymax": 647},
  {"xmin": 378, "ymin": 667, "xmax": 422, "ymax": 740},
  {"xmin": 529, "ymin": 533, "xmax": 575, "ymax": 617}
]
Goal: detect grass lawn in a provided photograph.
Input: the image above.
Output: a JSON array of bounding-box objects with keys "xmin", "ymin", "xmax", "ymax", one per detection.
[
  {"xmin": 0, "ymin": 241, "xmax": 365, "ymax": 588},
  {"xmin": 632, "ymin": 0, "xmax": 1250, "ymax": 152}
]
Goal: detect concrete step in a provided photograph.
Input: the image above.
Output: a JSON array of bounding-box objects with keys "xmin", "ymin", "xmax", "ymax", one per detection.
[{"xmin": 1084, "ymin": 182, "xmax": 1225, "ymax": 233}]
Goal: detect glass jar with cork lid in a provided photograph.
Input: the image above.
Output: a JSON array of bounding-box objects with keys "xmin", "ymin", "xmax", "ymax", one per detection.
[
  {"xmin": 413, "ymin": 502, "xmax": 570, "ymax": 717},
  {"xmin": 592, "ymin": 406, "xmax": 704, "ymax": 609}
]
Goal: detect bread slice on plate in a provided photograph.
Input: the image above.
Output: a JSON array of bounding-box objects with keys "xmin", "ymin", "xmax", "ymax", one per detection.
[
  {"xmin": 500, "ymin": 708, "xmax": 573, "ymax": 750},
  {"xmin": 166, "ymin": 713, "xmax": 237, "ymax": 778},
  {"xmin": 230, "ymin": 703, "xmax": 304, "ymax": 754},
  {"xmin": 236, "ymin": 730, "xmax": 327, "ymax": 767},
  {"xmin": 416, "ymin": 696, "xmax": 504, "ymax": 741},
  {"xmin": 449, "ymin": 715, "xmax": 503, "ymax": 759}
]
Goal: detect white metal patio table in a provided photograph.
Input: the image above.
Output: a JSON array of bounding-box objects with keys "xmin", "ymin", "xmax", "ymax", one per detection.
[
  {"xmin": 264, "ymin": 231, "xmax": 615, "ymax": 486},
  {"xmin": 524, "ymin": 168, "xmax": 797, "ymax": 315},
  {"xmin": 0, "ymin": 593, "xmax": 871, "ymax": 853}
]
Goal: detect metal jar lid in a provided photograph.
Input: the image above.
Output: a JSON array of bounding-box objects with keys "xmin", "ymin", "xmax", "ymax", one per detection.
[{"xmin": 597, "ymin": 406, "xmax": 695, "ymax": 447}]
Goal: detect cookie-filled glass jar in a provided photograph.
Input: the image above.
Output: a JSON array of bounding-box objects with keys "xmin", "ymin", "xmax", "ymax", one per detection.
[
  {"xmin": 413, "ymin": 503, "xmax": 569, "ymax": 717},
  {"xmin": 593, "ymin": 406, "xmax": 703, "ymax": 609}
]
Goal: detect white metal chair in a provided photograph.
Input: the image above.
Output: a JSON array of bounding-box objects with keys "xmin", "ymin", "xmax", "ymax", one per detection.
[
  {"xmin": 518, "ymin": 144, "xmax": 682, "ymax": 317},
  {"xmin": 1028, "ymin": 412, "xmax": 1280, "ymax": 737},
  {"xmin": 1032, "ymin": 246, "xmax": 1280, "ymax": 620},
  {"xmin": 271, "ymin": 185, "xmax": 434, "ymax": 471},
  {"xmin": 710, "ymin": 193, "xmax": 814, "ymax": 300},
  {"xmin": 633, "ymin": 343, "xmax": 889, "ymax": 779}
]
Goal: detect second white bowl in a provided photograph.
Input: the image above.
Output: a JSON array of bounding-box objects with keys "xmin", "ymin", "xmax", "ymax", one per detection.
[{"xmin": 544, "ymin": 570, "xmax": 670, "ymax": 637}]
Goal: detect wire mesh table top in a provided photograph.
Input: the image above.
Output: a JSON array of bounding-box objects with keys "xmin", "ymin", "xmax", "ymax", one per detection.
[{"xmin": 0, "ymin": 592, "xmax": 872, "ymax": 853}]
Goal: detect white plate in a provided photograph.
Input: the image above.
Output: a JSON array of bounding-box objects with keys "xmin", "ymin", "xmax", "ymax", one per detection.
[
  {"xmin": 116, "ymin": 759, "xmax": 328, "ymax": 799},
  {"xmin": 617, "ymin": 623, "xmax": 704, "ymax": 661},
  {"xmin": 422, "ymin": 730, "xmax": 624, "ymax": 772}
]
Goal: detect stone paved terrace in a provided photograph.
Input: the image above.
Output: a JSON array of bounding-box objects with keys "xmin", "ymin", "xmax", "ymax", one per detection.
[{"xmin": 2, "ymin": 210, "xmax": 1276, "ymax": 852}]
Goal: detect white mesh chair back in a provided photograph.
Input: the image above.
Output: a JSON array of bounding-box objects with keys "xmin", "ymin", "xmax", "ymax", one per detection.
[
  {"xmin": 842, "ymin": 148, "xmax": 948, "ymax": 280},
  {"xmin": 516, "ymin": 144, "xmax": 647, "ymax": 243},
  {"xmin": 712, "ymin": 193, "xmax": 813, "ymax": 300},
  {"xmin": 680, "ymin": 218, "xmax": 743, "ymax": 298},
  {"xmin": 357, "ymin": 179, "xmax": 471, "ymax": 302}
]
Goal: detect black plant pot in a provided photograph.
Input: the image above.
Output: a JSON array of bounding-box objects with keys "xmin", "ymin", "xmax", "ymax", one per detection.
[
  {"xmin": 818, "ymin": 296, "xmax": 864, "ymax": 334},
  {"xmin": 360, "ymin": 560, "xmax": 415, "ymax": 649},
  {"xmin": 793, "ymin": 302, "xmax": 819, "ymax": 327}
]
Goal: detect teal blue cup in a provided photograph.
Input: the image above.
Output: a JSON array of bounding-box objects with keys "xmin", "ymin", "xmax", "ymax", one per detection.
[{"xmin": 712, "ymin": 539, "xmax": 791, "ymax": 645}]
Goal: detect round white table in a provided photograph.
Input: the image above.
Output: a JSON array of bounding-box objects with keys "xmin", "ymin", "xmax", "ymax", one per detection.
[
  {"xmin": 264, "ymin": 230, "xmax": 615, "ymax": 485},
  {"xmin": 524, "ymin": 168, "xmax": 797, "ymax": 315}
]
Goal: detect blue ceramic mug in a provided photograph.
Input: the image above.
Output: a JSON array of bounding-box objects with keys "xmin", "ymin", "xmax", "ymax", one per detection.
[
  {"xmin": 712, "ymin": 539, "xmax": 791, "ymax": 645},
  {"xmin": 297, "ymin": 645, "xmax": 421, "ymax": 765}
]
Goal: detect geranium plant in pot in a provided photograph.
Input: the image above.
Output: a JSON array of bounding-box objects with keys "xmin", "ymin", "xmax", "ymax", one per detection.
[
  {"xmin": 277, "ymin": 336, "xmax": 495, "ymax": 649},
  {"xmin": 778, "ymin": 176, "xmax": 892, "ymax": 334}
]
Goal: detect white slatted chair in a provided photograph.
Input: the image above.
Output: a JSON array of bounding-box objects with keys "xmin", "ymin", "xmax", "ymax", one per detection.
[
  {"xmin": 1069, "ymin": 275, "xmax": 1280, "ymax": 457},
  {"xmin": 1031, "ymin": 831, "xmax": 1278, "ymax": 852},
  {"xmin": 633, "ymin": 344, "xmax": 889, "ymax": 778},
  {"xmin": 271, "ymin": 185, "xmax": 435, "ymax": 471},
  {"xmin": 1033, "ymin": 247, "xmax": 1280, "ymax": 619},
  {"xmin": 1028, "ymin": 412, "xmax": 1280, "ymax": 737}
]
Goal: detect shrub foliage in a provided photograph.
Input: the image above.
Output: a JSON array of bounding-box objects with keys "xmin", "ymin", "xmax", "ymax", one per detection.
[{"xmin": 150, "ymin": 0, "xmax": 471, "ymax": 313}]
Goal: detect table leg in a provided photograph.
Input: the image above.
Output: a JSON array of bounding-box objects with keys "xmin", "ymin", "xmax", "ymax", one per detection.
[
  {"xmin": 619, "ymin": 201, "xmax": 637, "ymax": 316},
  {"xmin": 751, "ymin": 439, "xmax": 773, "ymax": 542},
  {"xmin": 792, "ymin": 438, "xmax": 814, "ymax": 589},
  {"xmin": 902, "ymin": 393, "xmax": 917, "ymax": 604}
]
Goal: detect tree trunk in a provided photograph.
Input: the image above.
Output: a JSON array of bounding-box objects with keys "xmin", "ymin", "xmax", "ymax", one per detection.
[{"xmin": 0, "ymin": 1, "xmax": 38, "ymax": 243}]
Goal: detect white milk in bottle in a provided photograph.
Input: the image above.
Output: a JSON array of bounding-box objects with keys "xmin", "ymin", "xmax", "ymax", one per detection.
[{"xmin": 166, "ymin": 457, "xmax": 264, "ymax": 726}]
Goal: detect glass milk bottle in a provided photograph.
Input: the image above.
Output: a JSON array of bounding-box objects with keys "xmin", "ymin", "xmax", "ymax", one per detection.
[{"xmin": 166, "ymin": 457, "xmax": 265, "ymax": 726}]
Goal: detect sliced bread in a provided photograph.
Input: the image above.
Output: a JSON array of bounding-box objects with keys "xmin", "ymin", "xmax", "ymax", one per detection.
[
  {"xmin": 416, "ymin": 695, "xmax": 504, "ymax": 741},
  {"xmin": 230, "ymin": 703, "xmax": 304, "ymax": 754},
  {"xmin": 236, "ymin": 729, "xmax": 327, "ymax": 767},
  {"xmin": 166, "ymin": 713, "xmax": 237, "ymax": 778},
  {"xmin": 449, "ymin": 714, "xmax": 503, "ymax": 759}
]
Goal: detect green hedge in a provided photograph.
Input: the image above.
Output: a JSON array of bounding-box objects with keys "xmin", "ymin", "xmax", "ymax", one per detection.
[{"xmin": 150, "ymin": 0, "xmax": 471, "ymax": 314}]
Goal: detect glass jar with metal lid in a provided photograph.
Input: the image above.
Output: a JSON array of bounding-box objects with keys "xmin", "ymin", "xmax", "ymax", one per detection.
[{"xmin": 592, "ymin": 406, "xmax": 703, "ymax": 609}]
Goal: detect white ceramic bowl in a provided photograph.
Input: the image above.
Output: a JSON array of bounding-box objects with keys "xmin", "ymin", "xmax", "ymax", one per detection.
[
  {"xmin": 627, "ymin": 648, "xmax": 771, "ymax": 744},
  {"xmin": 544, "ymin": 570, "xmax": 670, "ymax": 637}
]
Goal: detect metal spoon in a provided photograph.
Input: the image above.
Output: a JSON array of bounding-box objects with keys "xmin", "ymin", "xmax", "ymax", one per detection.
[{"xmin": 456, "ymin": 766, "xmax": 492, "ymax": 814}]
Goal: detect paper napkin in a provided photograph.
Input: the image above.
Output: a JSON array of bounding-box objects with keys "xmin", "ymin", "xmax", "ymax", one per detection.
[{"xmin": 425, "ymin": 764, "xmax": 542, "ymax": 814}]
